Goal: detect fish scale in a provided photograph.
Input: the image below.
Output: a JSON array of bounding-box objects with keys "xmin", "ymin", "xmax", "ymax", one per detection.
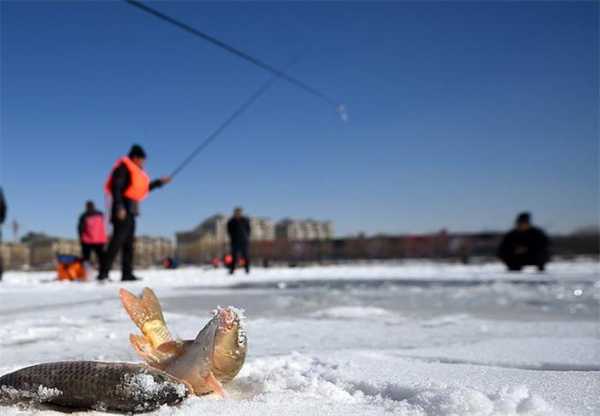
[{"xmin": 0, "ymin": 361, "xmax": 189, "ymax": 413}]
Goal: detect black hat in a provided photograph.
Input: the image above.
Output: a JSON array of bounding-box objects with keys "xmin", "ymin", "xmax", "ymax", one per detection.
[
  {"xmin": 516, "ymin": 212, "xmax": 531, "ymax": 224},
  {"xmin": 128, "ymin": 144, "xmax": 147, "ymax": 159}
]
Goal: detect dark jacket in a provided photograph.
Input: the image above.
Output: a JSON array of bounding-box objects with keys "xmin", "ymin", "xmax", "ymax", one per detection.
[
  {"xmin": 109, "ymin": 163, "xmax": 163, "ymax": 221},
  {"xmin": 498, "ymin": 226, "xmax": 550, "ymax": 263},
  {"xmin": 227, "ymin": 216, "xmax": 251, "ymax": 246},
  {"xmin": 0, "ymin": 188, "xmax": 5, "ymax": 225}
]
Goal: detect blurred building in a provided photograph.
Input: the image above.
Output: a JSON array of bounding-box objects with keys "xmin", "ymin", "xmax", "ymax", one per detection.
[
  {"xmin": 0, "ymin": 243, "xmax": 30, "ymax": 270},
  {"xmin": 275, "ymin": 219, "xmax": 334, "ymax": 241},
  {"xmin": 134, "ymin": 236, "xmax": 175, "ymax": 268},
  {"xmin": 176, "ymin": 214, "xmax": 275, "ymax": 264},
  {"xmin": 28, "ymin": 237, "xmax": 81, "ymax": 269},
  {"xmin": 6, "ymin": 232, "xmax": 174, "ymax": 270}
]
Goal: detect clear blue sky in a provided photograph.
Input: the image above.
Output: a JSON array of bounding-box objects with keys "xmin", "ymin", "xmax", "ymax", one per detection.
[{"xmin": 1, "ymin": 1, "xmax": 598, "ymax": 239}]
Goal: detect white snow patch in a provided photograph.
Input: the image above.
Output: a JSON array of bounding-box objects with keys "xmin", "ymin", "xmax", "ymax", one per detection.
[
  {"xmin": 311, "ymin": 306, "xmax": 396, "ymax": 319},
  {"xmin": 0, "ymin": 261, "xmax": 598, "ymax": 416}
]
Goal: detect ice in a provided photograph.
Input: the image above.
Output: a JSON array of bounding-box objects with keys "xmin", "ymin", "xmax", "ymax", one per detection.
[
  {"xmin": 0, "ymin": 260, "xmax": 598, "ymax": 415},
  {"xmin": 311, "ymin": 306, "xmax": 395, "ymax": 319}
]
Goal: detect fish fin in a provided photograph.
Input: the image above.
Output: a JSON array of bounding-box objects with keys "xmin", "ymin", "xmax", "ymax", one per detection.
[
  {"xmin": 120, "ymin": 288, "xmax": 151, "ymax": 330},
  {"xmin": 141, "ymin": 287, "xmax": 166, "ymax": 323},
  {"xmin": 156, "ymin": 340, "xmax": 186, "ymax": 357},
  {"xmin": 204, "ymin": 371, "xmax": 226, "ymax": 398},
  {"xmin": 129, "ymin": 334, "xmax": 160, "ymax": 364}
]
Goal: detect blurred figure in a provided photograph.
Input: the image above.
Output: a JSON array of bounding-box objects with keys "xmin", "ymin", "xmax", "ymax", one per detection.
[
  {"xmin": 77, "ymin": 200, "xmax": 107, "ymax": 266},
  {"xmin": 162, "ymin": 257, "xmax": 177, "ymax": 269},
  {"xmin": 498, "ymin": 212, "xmax": 550, "ymax": 272},
  {"xmin": 227, "ymin": 207, "xmax": 251, "ymax": 274},
  {"xmin": 98, "ymin": 144, "xmax": 171, "ymax": 282},
  {"xmin": 0, "ymin": 188, "xmax": 6, "ymax": 281}
]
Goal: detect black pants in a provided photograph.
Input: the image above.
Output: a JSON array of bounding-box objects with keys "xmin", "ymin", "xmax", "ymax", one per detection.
[
  {"xmin": 230, "ymin": 243, "xmax": 250, "ymax": 273},
  {"xmin": 502, "ymin": 253, "xmax": 547, "ymax": 272},
  {"xmin": 99, "ymin": 216, "xmax": 135, "ymax": 280},
  {"xmin": 81, "ymin": 243, "xmax": 105, "ymax": 265}
]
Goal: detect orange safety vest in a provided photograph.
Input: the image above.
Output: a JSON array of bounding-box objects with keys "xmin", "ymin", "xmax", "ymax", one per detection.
[{"xmin": 104, "ymin": 156, "xmax": 150, "ymax": 202}]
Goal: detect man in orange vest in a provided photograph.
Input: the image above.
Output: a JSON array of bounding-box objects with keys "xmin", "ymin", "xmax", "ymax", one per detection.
[{"xmin": 98, "ymin": 144, "xmax": 171, "ymax": 282}]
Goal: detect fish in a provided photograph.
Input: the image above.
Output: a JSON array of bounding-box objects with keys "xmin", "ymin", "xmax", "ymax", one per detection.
[
  {"xmin": 119, "ymin": 288, "xmax": 247, "ymax": 396},
  {"xmin": 0, "ymin": 361, "xmax": 189, "ymax": 413}
]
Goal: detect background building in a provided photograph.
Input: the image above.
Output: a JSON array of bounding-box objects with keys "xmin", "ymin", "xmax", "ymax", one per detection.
[
  {"xmin": 0, "ymin": 243, "xmax": 30, "ymax": 270},
  {"xmin": 176, "ymin": 214, "xmax": 337, "ymax": 264},
  {"xmin": 0, "ymin": 232, "xmax": 173, "ymax": 270},
  {"xmin": 276, "ymin": 219, "xmax": 334, "ymax": 241},
  {"xmin": 134, "ymin": 236, "xmax": 175, "ymax": 268}
]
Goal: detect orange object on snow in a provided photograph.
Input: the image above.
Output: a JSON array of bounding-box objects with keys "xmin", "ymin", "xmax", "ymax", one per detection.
[{"xmin": 57, "ymin": 255, "xmax": 87, "ymax": 281}]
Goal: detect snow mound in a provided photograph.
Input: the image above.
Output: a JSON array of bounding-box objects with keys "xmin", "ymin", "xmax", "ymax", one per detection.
[{"xmin": 228, "ymin": 353, "xmax": 557, "ymax": 416}]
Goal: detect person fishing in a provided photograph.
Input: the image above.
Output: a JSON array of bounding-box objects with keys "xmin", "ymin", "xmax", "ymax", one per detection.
[
  {"xmin": 227, "ymin": 207, "xmax": 251, "ymax": 275},
  {"xmin": 77, "ymin": 200, "xmax": 107, "ymax": 267},
  {"xmin": 97, "ymin": 145, "xmax": 171, "ymax": 282}
]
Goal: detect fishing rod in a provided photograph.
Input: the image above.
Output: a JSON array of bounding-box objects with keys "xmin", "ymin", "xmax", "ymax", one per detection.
[
  {"xmin": 169, "ymin": 60, "xmax": 297, "ymax": 179},
  {"xmin": 123, "ymin": 0, "xmax": 347, "ymax": 120}
]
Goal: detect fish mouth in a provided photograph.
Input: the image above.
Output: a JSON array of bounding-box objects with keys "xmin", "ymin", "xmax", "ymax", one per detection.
[
  {"xmin": 213, "ymin": 307, "xmax": 240, "ymax": 332},
  {"xmin": 213, "ymin": 306, "xmax": 247, "ymax": 347}
]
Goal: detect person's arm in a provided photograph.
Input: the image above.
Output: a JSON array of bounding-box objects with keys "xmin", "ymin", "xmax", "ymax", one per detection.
[
  {"xmin": 537, "ymin": 228, "xmax": 550, "ymax": 258},
  {"xmin": 77, "ymin": 214, "xmax": 85, "ymax": 241},
  {"xmin": 149, "ymin": 179, "xmax": 164, "ymax": 191},
  {"xmin": 497, "ymin": 233, "xmax": 510, "ymax": 260},
  {"xmin": 0, "ymin": 189, "xmax": 6, "ymax": 225},
  {"xmin": 149, "ymin": 176, "xmax": 171, "ymax": 192},
  {"xmin": 111, "ymin": 164, "xmax": 129, "ymax": 210}
]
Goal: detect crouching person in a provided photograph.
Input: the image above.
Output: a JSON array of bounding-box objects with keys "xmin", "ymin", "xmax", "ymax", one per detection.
[{"xmin": 498, "ymin": 212, "xmax": 550, "ymax": 272}]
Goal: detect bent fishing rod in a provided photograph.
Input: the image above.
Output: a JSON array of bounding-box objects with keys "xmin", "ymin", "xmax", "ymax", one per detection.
[
  {"xmin": 169, "ymin": 59, "xmax": 299, "ymax": 179},
  {"xmin": 123, "ymin": 0, "xmax": 347, "ymax": 120}
]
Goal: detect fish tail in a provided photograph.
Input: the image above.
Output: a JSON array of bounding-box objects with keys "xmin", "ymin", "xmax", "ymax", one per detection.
[{"xmin": 120, "ymin": 288, "xmax": 173, "ymax": 347}]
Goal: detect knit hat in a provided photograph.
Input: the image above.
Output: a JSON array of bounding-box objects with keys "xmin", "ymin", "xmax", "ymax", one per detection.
[{"xmin": 128, "ymin": 144, "xmax": 147, "ymax": 159}]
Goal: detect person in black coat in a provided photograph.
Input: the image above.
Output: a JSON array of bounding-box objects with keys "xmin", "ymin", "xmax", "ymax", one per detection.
[
  {"xmin": 498, "ymin": 212, "xmax": 550, "ymax": 272},
  {"xmin": 227, "ymin": 207, "xmax": 251, "ymax": 274},
  {"xmin": 0, "ymin": 188, "xmax": 5, "ymax": 281}
]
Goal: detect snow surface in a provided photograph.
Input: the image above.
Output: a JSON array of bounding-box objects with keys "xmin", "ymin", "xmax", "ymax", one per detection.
[{"xmin": 0, "ymin": 260, "xmax": 598, "ymax": 415}]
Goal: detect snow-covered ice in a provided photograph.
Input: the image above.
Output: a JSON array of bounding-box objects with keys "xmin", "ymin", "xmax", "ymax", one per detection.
[{"xmin": 0, "ymin": 260, "xmax": 598, "ymax": 415}]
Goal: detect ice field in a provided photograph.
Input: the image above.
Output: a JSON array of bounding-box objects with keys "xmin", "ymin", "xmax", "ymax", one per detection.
[{"xmin": 0, "ymin": 260, "xmax": 598, "ymax": 415}]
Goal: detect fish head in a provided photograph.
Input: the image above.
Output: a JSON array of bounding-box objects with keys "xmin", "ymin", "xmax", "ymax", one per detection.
[{"xmin": 211, "ymin": 307, "xmax": 247, "ymax": 383}]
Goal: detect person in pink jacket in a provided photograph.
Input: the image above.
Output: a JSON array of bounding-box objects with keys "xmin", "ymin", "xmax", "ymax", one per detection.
[{"xmin": 78, "ymin": 200, "xmax": 107, "ymax": 267}]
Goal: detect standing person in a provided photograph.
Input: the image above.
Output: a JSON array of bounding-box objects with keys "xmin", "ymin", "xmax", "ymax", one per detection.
[
  {"xmin": 97, "ymin": 145, "xmax": 171, "ymax": 282},
  {"xmin": 0, "ymin": 188, "xmax": 6, "ymax": 281},
  {"xmin": 227, "ymin": 207, "xmax": 251, "ymax": 274},
  {"xmin": 498, "ymin": 212, "xmax": 550, "ymax": 272},
  {"xmin": 77, "ymin": 200, "xmax": 107, "ymax": 266}
]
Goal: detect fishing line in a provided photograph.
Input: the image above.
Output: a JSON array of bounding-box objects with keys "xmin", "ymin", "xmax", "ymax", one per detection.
[
  {"xmin": 169, "ymin": 59, "xmax": 297, "ymax": 179},
  {"xmin": 123, "ymin": 0, "xmax": 347, "ymax": 120}
]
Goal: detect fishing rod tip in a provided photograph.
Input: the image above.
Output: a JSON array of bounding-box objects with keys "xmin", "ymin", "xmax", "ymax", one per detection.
[{"xmin": 336, "ymin": 104, "xmax": 349, "ymax": 122}]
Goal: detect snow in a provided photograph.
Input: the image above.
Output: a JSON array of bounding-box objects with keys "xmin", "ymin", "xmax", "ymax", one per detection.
[{"xmin": 0, "ymin": 259, "xmax": 598, "ymax": 415}]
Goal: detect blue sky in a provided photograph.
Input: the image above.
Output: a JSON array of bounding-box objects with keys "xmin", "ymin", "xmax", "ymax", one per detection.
[{"xmin": 1, "ymin": 1, "xmax": 598, "ymax": 239}]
